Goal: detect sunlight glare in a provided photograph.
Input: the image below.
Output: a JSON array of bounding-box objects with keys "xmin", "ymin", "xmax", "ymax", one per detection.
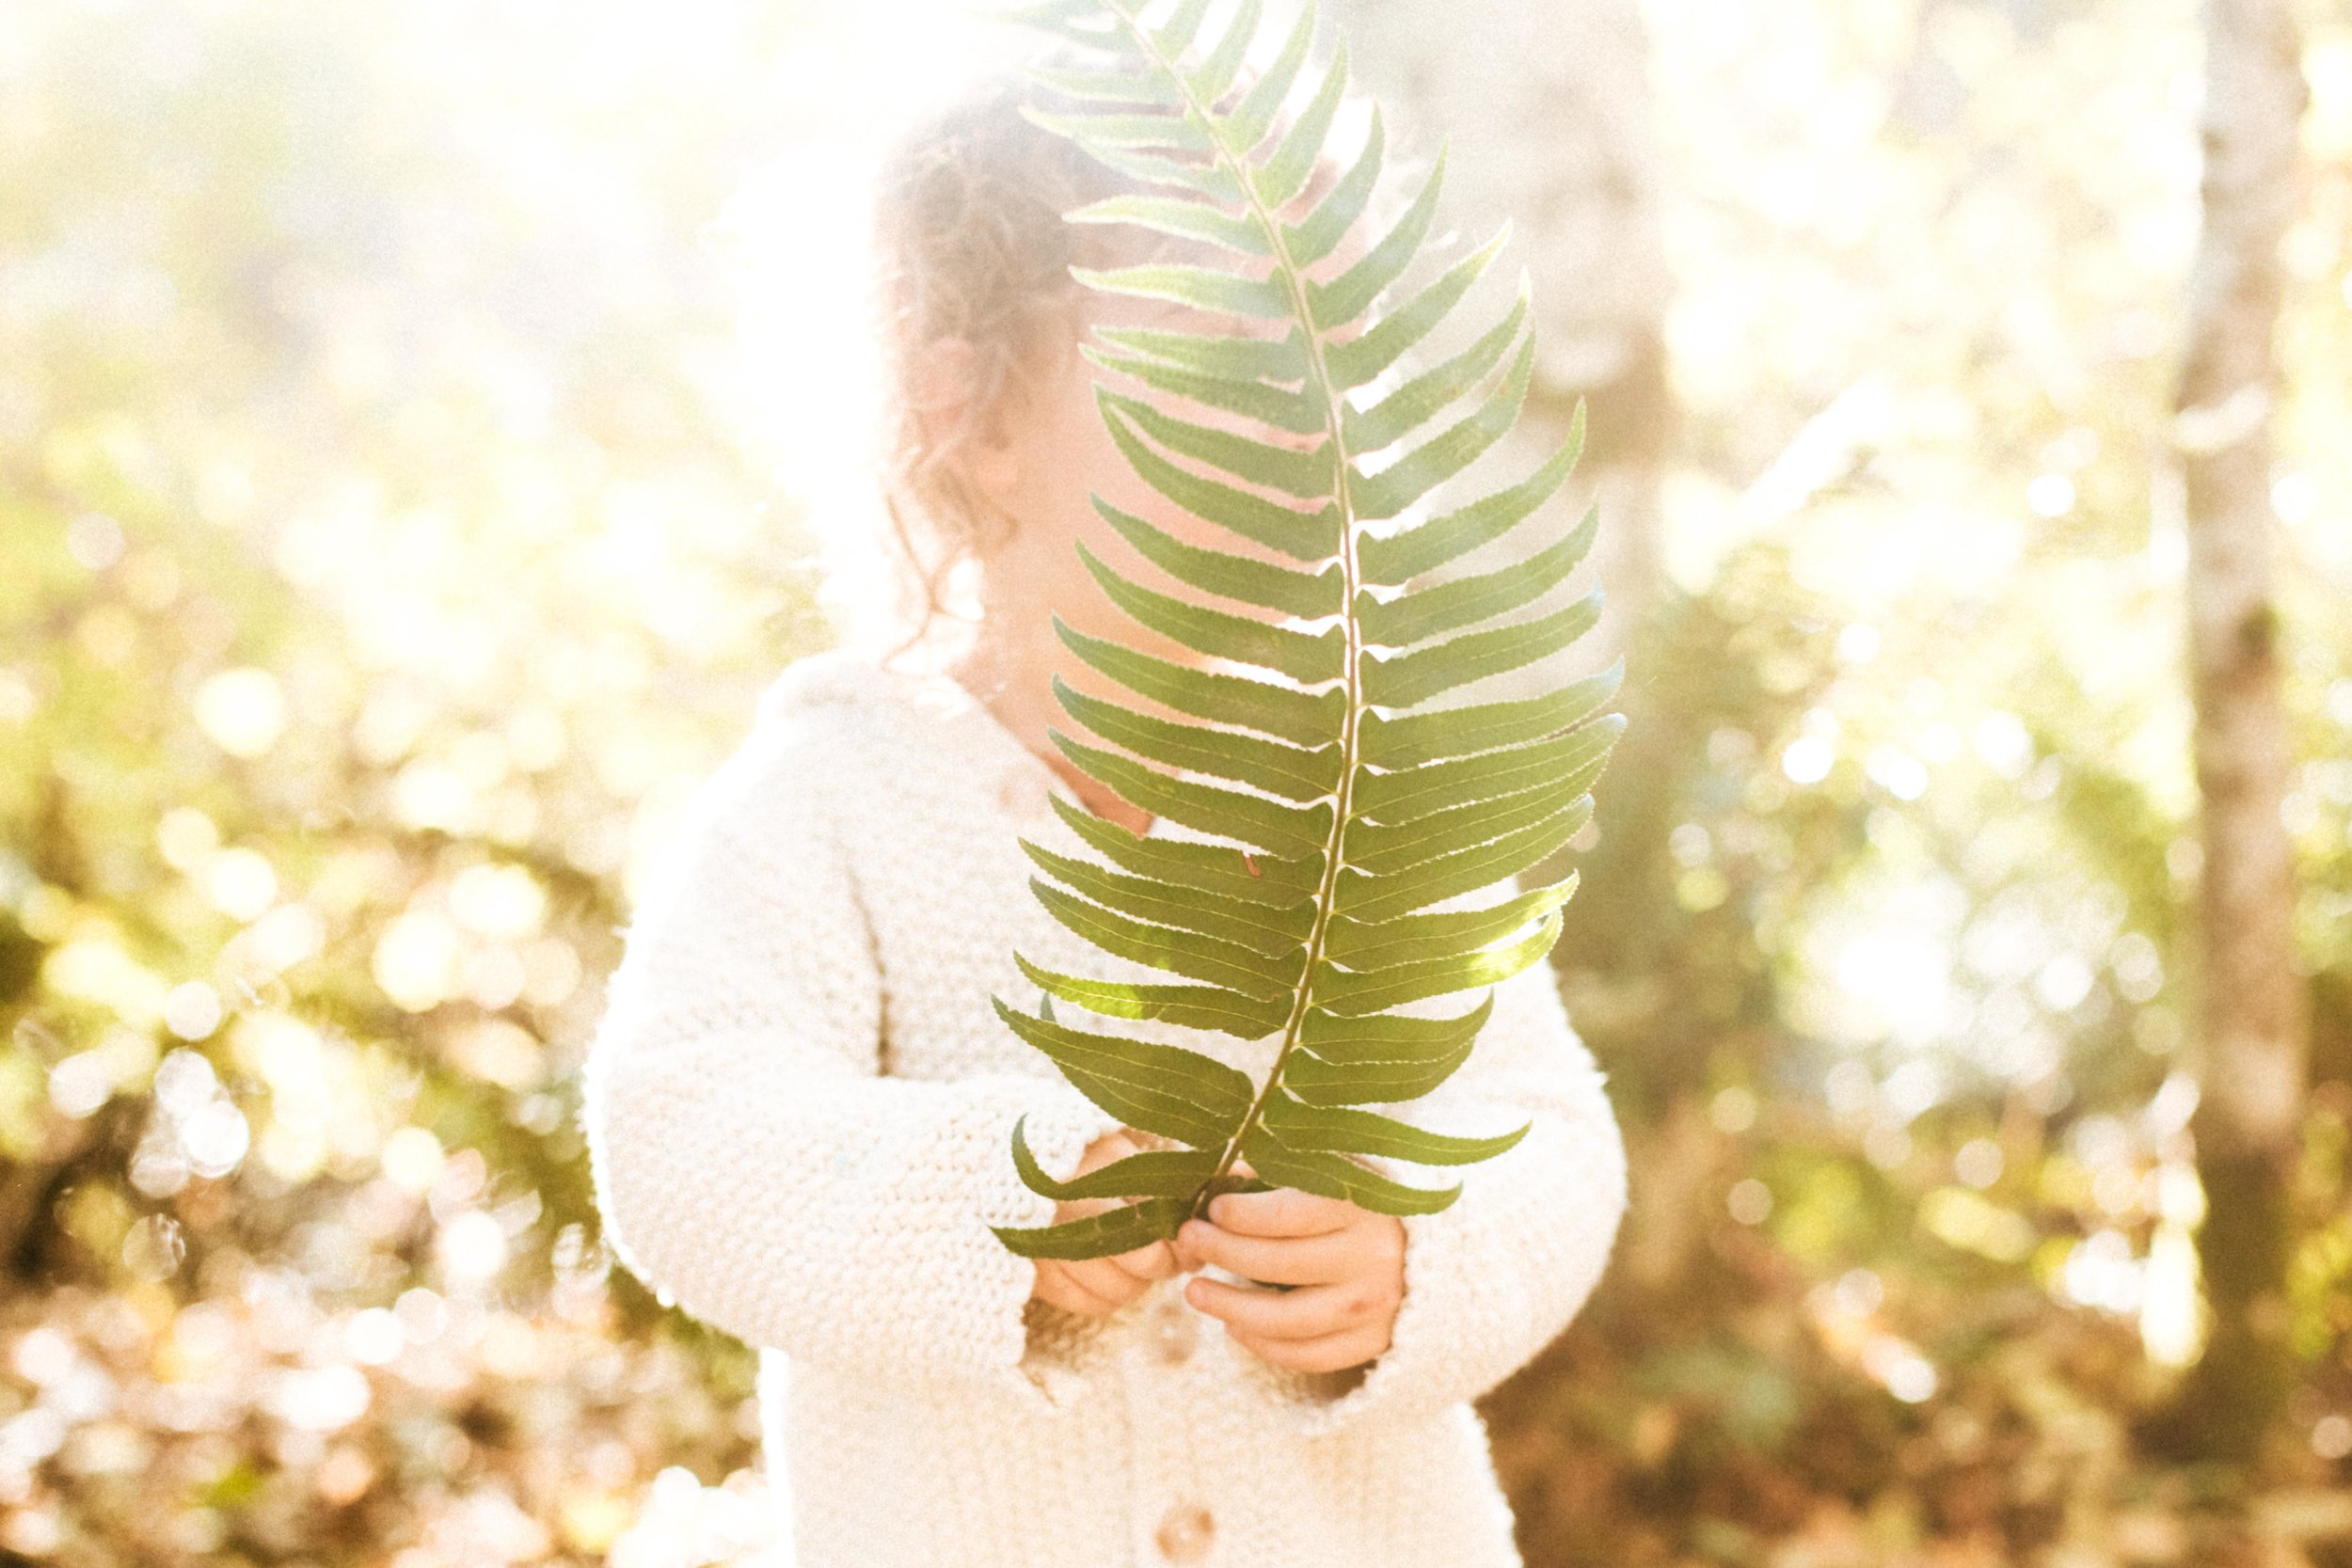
[{"xmin": 714, "ymin": 1, "xmax": 1039, "ymax": 640}]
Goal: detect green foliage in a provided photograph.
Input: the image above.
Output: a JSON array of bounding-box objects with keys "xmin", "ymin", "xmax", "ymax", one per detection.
[
  {"xmin": 984, "ymin": 0, "xmax": 1622, "ymax": 1261},
  {"xmin": 0, "ymin": 5, "xmax": 801, "ymax": 1558},
  {"xmin": 3, "ymin": 0, "xmax": 2349, "ymax": 1560}
]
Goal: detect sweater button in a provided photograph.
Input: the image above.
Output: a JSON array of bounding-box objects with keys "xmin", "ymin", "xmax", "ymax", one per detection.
[{"xmin": 1153, "ymin": 1501, "xmax": 1214, "ymax": 1563}]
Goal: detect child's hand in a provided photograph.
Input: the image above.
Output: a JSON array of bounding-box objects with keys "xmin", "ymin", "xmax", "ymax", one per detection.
[
  {"xmin": 1027, "ymin": 1128, "xmax": 1180, "ymax": 1317},
  {"xmin": 1173, "ymin": 1162, "xmax": 1406, "ymax": 1376}
]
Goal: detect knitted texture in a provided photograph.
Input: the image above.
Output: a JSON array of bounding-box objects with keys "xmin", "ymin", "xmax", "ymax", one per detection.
[{"xmin": 580, "ymin": 647, "xmax": 1629, "ymax": 1568}]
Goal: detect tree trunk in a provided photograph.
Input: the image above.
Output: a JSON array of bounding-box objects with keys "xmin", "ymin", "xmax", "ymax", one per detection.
[
  {"xmin": 1323, "ymin": 0, "xmax": 1676, "ymax": 674},
  {"xmin": 2162, "ymin": 0, "xmax": 2309, "ymax": 1470}
]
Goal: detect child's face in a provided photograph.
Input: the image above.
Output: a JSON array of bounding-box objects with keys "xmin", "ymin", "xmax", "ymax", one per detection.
[{"xmin": 968, "ymin": 287, "xmax": 1317, "ymax": 676}]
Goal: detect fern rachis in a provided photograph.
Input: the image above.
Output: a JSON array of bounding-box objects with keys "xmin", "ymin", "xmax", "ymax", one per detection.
[{"xmin": 986, "ymin": 0, "xmax": 1626, "ymax": 1261}]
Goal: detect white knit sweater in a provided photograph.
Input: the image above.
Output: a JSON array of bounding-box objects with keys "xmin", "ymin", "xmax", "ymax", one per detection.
[{"xmin": 581, "ymin": 648, "xmax": 1628, "ymax": 1568}]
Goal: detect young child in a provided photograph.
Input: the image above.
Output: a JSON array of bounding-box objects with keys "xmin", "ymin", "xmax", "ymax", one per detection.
[{"xmin": 581, "ymin": 62, "xmax": 1629, "ymax": 1568}]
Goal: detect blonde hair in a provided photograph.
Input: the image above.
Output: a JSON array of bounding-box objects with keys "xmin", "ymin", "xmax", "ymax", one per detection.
[
  {"xmin": 851, "ymin": 51, "xmax": 1351, "ymax": 669},
  {"xmin": 867, "ymin": 69, "xmax": 1166, "ymax": 667}
]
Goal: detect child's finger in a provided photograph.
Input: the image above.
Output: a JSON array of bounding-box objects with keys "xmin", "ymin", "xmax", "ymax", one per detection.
[
  {"xmin": 1206, "ymin": 1185, "xmax": 1351, "ymax": 1238},
  {"xmin": 1229, "ymin": 1323, "xmax": 1386, "ymax": 1375},
  {"xmin": 1184, "ymin": 1276, "xmax": 1359, "ymax": 1339},
  {"xmin": 1177, "ymin": 1220, "xmax": 1355, "ymax": 1285},
  {"xmin": 1107, "ymin": 1238, "xmax": 1177, "ymax": 1283},
  {"xmin": 1059, "ymin": 1259, "xmax": 1117, "ymax": 1306},
  {"xmin": 1067, "ymin": 1256, "xmax": 1152, "ymax": 1308},
  {"xmin": 1035, "ymin": 1260, "xmax": 1120, "ymax": 1317},
  {"xmin": 1072, "ymin": 1130, "xmax": 1141, "ymax": 1177}
]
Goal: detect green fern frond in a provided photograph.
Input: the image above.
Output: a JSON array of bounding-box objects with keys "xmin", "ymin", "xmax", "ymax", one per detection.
[{"xmin": 983, "ymin": 0, "xmax": 1625, "ymax": 1260}]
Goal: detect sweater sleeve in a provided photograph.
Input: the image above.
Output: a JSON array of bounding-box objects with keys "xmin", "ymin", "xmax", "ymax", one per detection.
[
  {"xmin": 1228, "ymin": 950, "xmax": 1629, "ymax": 1436},
  {"xmin": 580, "ymin": 709, "xmax": 1125, "ymax": 1415}
]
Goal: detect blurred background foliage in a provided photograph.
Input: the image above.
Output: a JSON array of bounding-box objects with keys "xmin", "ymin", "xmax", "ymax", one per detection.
[{"xmin": 1, "ymin": 1, "xmax": 2348, "ymax": 1566}]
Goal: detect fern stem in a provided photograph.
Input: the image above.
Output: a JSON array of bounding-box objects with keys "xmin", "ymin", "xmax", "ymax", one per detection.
[{"xmin": 1098, "ymin": 3, "xmax": 1371, "ymax": 1227}]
